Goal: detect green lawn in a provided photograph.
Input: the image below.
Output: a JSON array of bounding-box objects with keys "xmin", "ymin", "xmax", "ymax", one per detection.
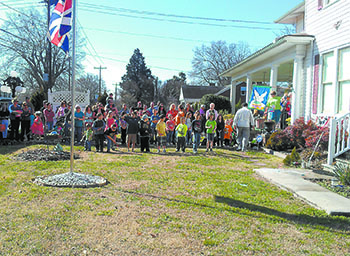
[{"xmin": 0, "ymin": 145, "xmax": 349, "ymax": 255}]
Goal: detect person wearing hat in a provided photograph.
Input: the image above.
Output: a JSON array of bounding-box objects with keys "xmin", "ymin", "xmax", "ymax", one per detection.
[
  {"xmin": 139, "ymin": 114, "xmax": 151, "ymax": 152},
  {"xmin": 8, "ymin": 98, "xmax": 22, "ymax": 141},
  {"xmin": 265, "ymin": 90, "xmax": 282, "ymax": 124}
]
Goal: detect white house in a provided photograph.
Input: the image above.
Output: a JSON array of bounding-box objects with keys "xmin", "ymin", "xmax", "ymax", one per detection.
[{"xmin": 221, "ymin": 0, "xmax": 350, "ymax": 163}]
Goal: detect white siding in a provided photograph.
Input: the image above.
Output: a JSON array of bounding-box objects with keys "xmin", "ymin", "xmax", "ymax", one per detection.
[{"xmin": 305, "ymin": 0, "xmax": 350, "ymax": 55}]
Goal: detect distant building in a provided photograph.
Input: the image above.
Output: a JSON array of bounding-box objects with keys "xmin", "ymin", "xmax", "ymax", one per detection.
[{"xmin": 179, "ymin": 82, "xmax": 246, "ymax": 104}]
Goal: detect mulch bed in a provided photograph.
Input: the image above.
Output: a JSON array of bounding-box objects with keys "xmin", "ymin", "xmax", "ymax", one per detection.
[{"xmin": 15, "ymin": 148, "xmax": 79, "ymax": 162}]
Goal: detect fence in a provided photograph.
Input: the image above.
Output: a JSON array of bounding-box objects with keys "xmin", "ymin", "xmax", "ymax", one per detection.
[
  {"xmin": 327, "ymin": 112, "xmax": 350, "ymax": 164},
  {"xmin": 48, "ymin": 90, "xmax": 90, "ymax": 112}
]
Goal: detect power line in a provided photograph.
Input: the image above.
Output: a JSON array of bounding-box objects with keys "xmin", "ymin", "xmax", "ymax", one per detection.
[
  {"xmin": 81, "ymin": 3, "xmax": 276, "ymax": 26},
  {"xmin": 80, "ymin": 6, "xmax": 279, "ymax": 31},
  {"xmin": 86, "ymin": 53, "xmax": 187, "ymax": 72},
  {"xmin": 77, "ymin": 20, "xmax": 104, "ymax": 65},
  {"xmin": 84, "ymin": 26, "xmax": 211, "ymax": 44}
]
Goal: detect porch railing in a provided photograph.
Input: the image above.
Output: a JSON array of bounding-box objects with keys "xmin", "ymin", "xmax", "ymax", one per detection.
[{"xmin": 327, "ymin": 113, "xmax": 350, "ymax": 165}]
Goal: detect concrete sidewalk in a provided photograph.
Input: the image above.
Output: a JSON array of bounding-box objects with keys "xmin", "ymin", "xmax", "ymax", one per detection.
[{"xmin": 255, "ymin": 168, "xmax": 350, "ymax": 216}]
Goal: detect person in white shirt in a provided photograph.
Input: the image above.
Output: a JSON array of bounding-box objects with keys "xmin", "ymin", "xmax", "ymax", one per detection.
[
  {"xmin": 205, "ymin": 103, "xmax": 218, "ymax": 120},
  {"xmin": 233, "ymin": 102, "xmax": 254, "ymax": 151}
]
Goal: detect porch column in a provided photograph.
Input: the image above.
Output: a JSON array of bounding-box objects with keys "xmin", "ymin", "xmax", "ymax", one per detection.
[
  {"xmin": 246, "ymin": 75, "xmax": 252, "ymax": 104},
  {"xmin": 269, "ymin": 64, "xmax": 279, "ymax": 90},
  {"xmin": 230, "ymin": 80, "xmax": 237, "ymax": 114},
  {"xmin": 291, "ymin": 45, "xmax": 306, "ymax": 124}
]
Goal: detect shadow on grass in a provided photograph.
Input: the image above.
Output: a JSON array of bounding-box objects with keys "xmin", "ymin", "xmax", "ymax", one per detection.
[
  {"xmin": 0, "ymin": 143, "xmax": 27, "ymax": 155},
  {"xmin": 116, "ymin": 189, "xmax": 350, "ymax": 233},
  {"xmin": 215, "ymin": 195, "xmax": 350, "ymax": 232}
]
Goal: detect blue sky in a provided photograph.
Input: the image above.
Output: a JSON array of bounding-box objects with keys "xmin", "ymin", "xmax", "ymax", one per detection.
[{"xmin": 0, "ymin": 0, "xmax": 304, "ymax": 92}]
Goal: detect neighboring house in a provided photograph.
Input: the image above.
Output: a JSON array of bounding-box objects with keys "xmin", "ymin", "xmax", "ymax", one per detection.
[
  {"xmin": 221, "ymin": 0, "xmax": 350, "ymax": 121},
  {"xmin": 179, "ymin": 85, "xmax": 226, "ymax": 104},
  {"xmin": 214, "ymin": 82, "xmax": 247, "ymax": 106},
  {"xmin": 221, "ymin": 0, "xmax": 350, "ymax": 163},
  {"xmin": 179, "ymin": 83, "xmax": 246, "ymax": 105}
]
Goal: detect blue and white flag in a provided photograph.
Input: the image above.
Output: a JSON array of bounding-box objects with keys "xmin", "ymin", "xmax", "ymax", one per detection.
[
  {"xmin": 248, "ymin": 86, "xmax": 271, "ymax": 111},
  {"xmin": 48, "ymin": 0, "xmax": 72, "ymax": 52}
]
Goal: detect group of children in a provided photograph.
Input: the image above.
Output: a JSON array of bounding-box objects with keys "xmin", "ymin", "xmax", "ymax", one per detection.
[{"xmin": 79, "ymin": 105, "xmax": 236, "ymax": 154}]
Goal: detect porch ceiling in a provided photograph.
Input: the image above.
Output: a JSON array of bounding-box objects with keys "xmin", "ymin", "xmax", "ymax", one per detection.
[
  {"xmin": 220, "ymin": 34, "xmax": 314, "ymax": 81},
  {"xmin": 249, "ymin": 61, "xmax": 294, "ymax": 83}
]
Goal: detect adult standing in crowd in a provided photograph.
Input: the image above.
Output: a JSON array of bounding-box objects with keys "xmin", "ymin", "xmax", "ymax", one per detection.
[
  {"xmin": 21, "ymin": 101, "xmax": 32, "ymax": 141},
  {"xmin": 74, "ymin": 105, "xmax": 84, "ymax": 143},
  {"xmin": 124, "ymin": 111, "xmax": 139, "ymax": 152},
  {"xmin": 206, "ymin": 103, "xmax": 218, "ymax": 120},
  {"xmin": 265, "ymin": 90, "xmax": 282, "ymax": 124},
  {"xmin": 280, "ymin": 92, "xmax": 292, "ymax": 130},
  {"xmin": 9, "ymin": 99, "xmax": 22, "ymax": 141},
  {"xmin": 233, "ymin": 102, "xmax": 254, "ymax": 151}
]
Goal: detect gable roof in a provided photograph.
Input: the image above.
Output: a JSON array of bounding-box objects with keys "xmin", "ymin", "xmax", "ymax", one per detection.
[{"xmin": 181, "ymin": 86, "xmax": 226, "ymax": 100}]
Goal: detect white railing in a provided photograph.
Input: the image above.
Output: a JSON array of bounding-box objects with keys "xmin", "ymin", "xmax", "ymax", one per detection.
[{"xmin": 327, "ymin": 113, "xmax": 350, "ymax": 164}]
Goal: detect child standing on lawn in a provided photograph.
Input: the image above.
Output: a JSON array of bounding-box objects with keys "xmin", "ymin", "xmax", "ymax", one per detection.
[
  {"xmin": 223, "ymin": 119, "xmax": 233, "ymax": 147},
  {"xmin": 92, "ymin": 113, "xmax": 106, "ymax": 152},
  {"xmin": 156, "ymin": 114, "xmax": 167, "ymax": 153},
  {"xmin": 81, "ymin": 123, "xmax": 93, "ymax": 151},
  {"xmin": 176, "ymin": 117, "xmax": 187, "ymax": 153},
  {"xmin": 139, "ymin": 114, "xmax": 151, "ymax": 153},
  {"xmin": 166, "ymin": 113, "xmax": 175, "ymax": 146},
  {"xmin": 205, "ymin": 113, "xmax": 216, "ymax": 152},
  {"xmin": 31, "ymin": 111, "xmax": 44, "ymax": 140},
  {"xmin": 191, "ymin": 110, "xmax": 202, "ymax": 153}
]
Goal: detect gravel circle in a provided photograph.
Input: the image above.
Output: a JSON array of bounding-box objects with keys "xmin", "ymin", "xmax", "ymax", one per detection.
[{"xmin": 34, "ymin": 172, "xmax": 108, "ymax": 188}]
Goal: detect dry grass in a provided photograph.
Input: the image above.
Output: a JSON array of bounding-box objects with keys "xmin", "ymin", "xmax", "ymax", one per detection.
[{"xmin": 0, "ymin": 145, "xmax": 350, "ymax": 255}]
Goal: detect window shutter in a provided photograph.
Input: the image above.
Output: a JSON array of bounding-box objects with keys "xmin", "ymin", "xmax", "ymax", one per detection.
[
  {"xmin": 318, "ymin": 0, "xmax": 323, "ymax": 10},
  {"xmin": 312, "ymin": 55, "xmax": 320, "ymax": 114}
]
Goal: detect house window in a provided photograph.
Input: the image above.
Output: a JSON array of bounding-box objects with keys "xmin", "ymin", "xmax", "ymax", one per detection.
[
  {"xmin": 240, "ymin": 87, "xmax": 246, "ymax": 96},
  {"xmin": 321, "ymin": 52, "xmax": 335, "ymax": 113},
  {"xmin": 338, "ymin": 47, "xmax": 350, "ymax": 113}
]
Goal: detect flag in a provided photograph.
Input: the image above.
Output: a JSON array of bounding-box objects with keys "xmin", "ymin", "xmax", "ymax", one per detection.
[
  {"xmin": 49, "ymin": 0, "xmax": 58, "ymax": 5},
  {"xmin": 48, "ymin": 0, "xmax": 72, "ymax": 52}
]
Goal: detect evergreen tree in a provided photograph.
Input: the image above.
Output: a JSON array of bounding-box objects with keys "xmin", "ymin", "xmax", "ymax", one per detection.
[{"xmin": 120, "ymin": 49, "xmax": 155, "ymax": 106}]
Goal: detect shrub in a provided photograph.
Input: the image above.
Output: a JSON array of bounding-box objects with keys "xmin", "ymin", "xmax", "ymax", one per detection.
[
  {"xmin": 201, "ymin": 94, "xmax": 231, "ymax": 113},
  {"xmin": 266, "ymin": 130, "xmax": 295, "ymax": 151},
  {"xmin": 333, "ymin": 162, "xmax": 350, "ymax": 186},
  {"xmin": 283, "ymin": 147, "xmax": 301, "ymax": 167},
  {"xmin": 267, "ymin": 117, "xmax": 329, "ymax": 152}
]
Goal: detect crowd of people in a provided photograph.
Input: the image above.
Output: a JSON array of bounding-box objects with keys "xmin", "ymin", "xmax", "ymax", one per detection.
[
  {"xmin": 0, "ymin": 94, "xmax": 239, "ymax": 153},
  {"xmin": 0, "ymin": 90, "xmax": 292, "ymax": 152}
]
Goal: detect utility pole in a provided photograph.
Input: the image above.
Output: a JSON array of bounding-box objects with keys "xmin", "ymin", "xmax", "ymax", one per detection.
[
  {"xmin": 94, "ymin": 66, "xmax": 107, "ymax": 95},
  {"xmin": 113, "ymin": 82, "xmax": 118, "ymax": 102}
]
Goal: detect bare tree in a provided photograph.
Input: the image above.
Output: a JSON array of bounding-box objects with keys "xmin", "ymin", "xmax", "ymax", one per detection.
[
  {"xmin": 190, "ymin": 41, "xmax": 250, "ymax": 86},
  {"xmin": 160, "ymin": 72, "xmax": 187, "ymax": 105},
  {"xmin": 76, "ymin": 73, "xmax": 106, "ymax": 104},
  {"xmin": 0, "ymin": 9, "xmax": 85, "ymax": 95}
]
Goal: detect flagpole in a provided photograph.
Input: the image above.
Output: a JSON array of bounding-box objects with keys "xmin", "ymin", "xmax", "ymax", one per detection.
[{"xmin": 70, "ymin": 0, "xmax": 77, "ymax": 173}]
